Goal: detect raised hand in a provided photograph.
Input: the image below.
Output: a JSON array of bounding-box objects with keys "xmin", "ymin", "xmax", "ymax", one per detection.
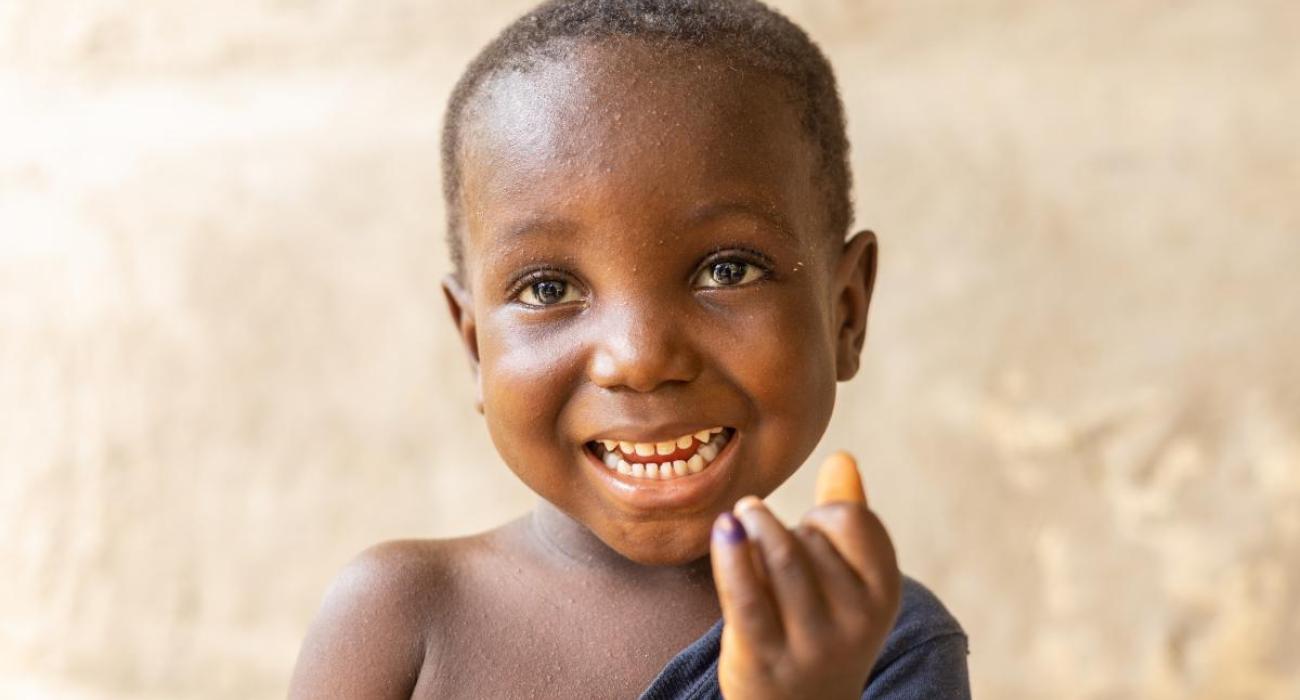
[{"xmin": 711, "ymin": 452, "xmax": 902, "ymax": 700}]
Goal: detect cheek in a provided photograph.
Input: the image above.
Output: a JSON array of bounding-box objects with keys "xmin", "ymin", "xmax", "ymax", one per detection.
[
  {"xmin": 477, "ymin": 314, "xmax": 584, "ymax": 463},
  {"xmin": 708, "ymin": 289, "xmax": 838, "ymax": 463}
]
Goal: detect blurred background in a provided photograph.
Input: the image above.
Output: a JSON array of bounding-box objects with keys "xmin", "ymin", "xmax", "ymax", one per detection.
[{"xmin": 2, "ymin": 0, "xmax": 1297, "ymax": 697}]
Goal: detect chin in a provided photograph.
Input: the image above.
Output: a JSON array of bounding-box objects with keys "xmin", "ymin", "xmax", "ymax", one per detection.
[{"xmin": 610, "ymin": 520, "xmax": 714, "ymax": 567}]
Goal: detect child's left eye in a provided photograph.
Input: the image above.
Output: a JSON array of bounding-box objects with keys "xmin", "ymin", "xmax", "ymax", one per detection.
[
  {"xmin": 693, "ymin": 258, "xmax": 768, "ymax": 288},
  {"xmin": 515, "ymin": 276, "xmax": 583, "ymax": 307}
]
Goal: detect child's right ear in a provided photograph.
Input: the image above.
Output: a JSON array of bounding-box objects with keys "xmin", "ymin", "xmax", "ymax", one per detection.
[{"xmin": 441, "ymin": 274, "xmax": 483, "ymax": 414}]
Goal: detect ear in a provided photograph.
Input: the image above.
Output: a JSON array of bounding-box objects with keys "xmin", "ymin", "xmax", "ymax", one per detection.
[
  {"xmin": 441, "ymin": 273, "xmax": 484, "ymax": 413},
  {"xmin": 832, "ymin": 230, "xmax": 878, "ymax": 381}
]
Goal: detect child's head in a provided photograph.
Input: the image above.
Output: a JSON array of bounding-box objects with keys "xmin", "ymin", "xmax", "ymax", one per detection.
[{"xmin": 441, "ymin": 0, "xmax": 877, "ymax": 565}]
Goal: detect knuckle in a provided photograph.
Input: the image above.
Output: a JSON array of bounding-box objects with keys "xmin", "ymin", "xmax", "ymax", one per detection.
[
  {"xmin": 792, "ymin": 523, "xmax": 817, "ymax": 540},
  {"xmin": 812, "ymin": 502, "xmax": 866, "ymax": 530},
  {"xmin": 757, "ymin": 642, "xmax": 789, "ymax": 666},
  {"xmin": 793, "ymin": 525, "xmax": 828, "ymax": 554},
  {"xmin": 841, "ymin": 571, "xmax": 871, "ymax": 599},
  {"xmin": 764, "ymin": 541, "xmax": 803, "ymax": 574},
  {"xmin": 834, "ymin": 502, "xmax": 871, "ymax": 526}
]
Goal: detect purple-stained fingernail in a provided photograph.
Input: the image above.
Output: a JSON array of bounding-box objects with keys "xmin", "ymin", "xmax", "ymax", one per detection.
[{"xmin": 713, "ymin": 512, "xmax": 747, "ymax": 544}]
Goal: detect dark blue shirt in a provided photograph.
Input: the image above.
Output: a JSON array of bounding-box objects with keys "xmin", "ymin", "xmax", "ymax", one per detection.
[{"xmin": 639, "ymin": 576, "xmax": 970, "ymax": 699}]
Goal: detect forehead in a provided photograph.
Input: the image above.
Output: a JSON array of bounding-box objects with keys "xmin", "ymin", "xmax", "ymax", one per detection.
[{"xmin": 457, "ymin": 38, "xmax": 822, "ymax": 267}]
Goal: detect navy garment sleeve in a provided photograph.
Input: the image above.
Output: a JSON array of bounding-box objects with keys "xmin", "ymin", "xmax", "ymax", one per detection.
[{"xmin": 639, "ymin": 576, "xmax": 970, "ymax": 700}]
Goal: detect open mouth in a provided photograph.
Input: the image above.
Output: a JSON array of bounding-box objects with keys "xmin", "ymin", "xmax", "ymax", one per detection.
[{"xmin": 585, "ymin": 427, "xmax": 735, "ymax": 481}]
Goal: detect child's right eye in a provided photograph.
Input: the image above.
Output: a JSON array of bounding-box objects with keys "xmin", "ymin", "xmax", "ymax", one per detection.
[{"xmin": 514, "ymin": 275, "xmax": 583, "ymax": 307}]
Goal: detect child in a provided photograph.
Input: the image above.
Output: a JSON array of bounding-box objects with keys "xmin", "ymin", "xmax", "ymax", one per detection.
[{"xmin": 290, "ymin": 0, "xmax": 969, "ymax": 697}]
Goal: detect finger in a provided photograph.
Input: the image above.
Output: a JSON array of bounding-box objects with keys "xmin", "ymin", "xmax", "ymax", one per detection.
[
  {"xmin": 793, "ymin": 524, "xmax": 866, "ymax": 616},
  {"xmin": 711, "ymin": 511, "xmax": 782, "ymax": 645},
  {"xmin": 814, "ymin": 451, "xmax": 867, "ymax": 507},
  {"xmin": 747, "ymin": 536, "xmax": 770, "ymax": 589},
  {"xmin": 801, "ymin": 503, "xmax": 902, "ymax": 609},
  {"xmin": 733, "ymin": 497, "xmax": 830, "ymax": 640}
]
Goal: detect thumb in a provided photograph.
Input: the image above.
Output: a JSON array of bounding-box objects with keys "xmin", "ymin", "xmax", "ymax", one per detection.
[{"xmin": 814, "ymin": 450, "xmax": 867, "ymax": 507}]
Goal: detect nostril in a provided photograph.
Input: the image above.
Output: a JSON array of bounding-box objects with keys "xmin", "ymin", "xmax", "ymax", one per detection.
[{"xmin": 587, "ymin": 329, "xmax": 702, "ymax": 393}]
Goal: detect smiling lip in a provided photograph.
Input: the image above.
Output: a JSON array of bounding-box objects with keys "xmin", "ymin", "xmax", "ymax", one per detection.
[{"xmin": 582, "ymin": 428, "xmax": 738, "ymax": 511}]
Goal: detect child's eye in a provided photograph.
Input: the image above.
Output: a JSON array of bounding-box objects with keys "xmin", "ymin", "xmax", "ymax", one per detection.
[
  {"xmin": 694, "ymin": 257, "xmax": 768, "ymax": 289},
  {"xmin": 515, "ymin": 276, "xmax": 583, "ymax": 307}
]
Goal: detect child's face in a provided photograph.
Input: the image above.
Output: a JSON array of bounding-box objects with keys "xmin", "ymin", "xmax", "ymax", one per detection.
[{"xmin": 445, "ymin": 39, "xmax": 875, "ymax": 565}]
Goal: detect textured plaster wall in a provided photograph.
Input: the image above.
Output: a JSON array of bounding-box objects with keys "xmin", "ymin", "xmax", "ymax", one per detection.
[{"xmin": 2, "ymin": 1, "xmax": 1297, "ymax": 698}]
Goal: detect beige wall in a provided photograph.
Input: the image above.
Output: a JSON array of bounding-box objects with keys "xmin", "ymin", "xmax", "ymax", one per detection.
[{"xmin": 3, "ymin": 1, "xmax": 1297, "ymax": 697}]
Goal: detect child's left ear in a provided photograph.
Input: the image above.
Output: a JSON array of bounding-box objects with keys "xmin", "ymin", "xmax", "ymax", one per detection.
[{"xmin": 832, "ymin": 230, "xmax": 878, "ymax": 381}]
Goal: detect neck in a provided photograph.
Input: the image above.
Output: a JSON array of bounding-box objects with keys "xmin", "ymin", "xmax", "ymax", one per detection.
[{"xmin": 527, "ymin": 501, "xmax": 716, "ymax": 590}]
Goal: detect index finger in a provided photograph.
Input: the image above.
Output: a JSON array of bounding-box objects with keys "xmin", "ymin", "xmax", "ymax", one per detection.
[
  {"xmin": 710, "ymin": 512, "xmax": 783, "ymax": 646},
  {"xmin": 814, "ymin": 451, "xmax": 867, "ymax": 507}
]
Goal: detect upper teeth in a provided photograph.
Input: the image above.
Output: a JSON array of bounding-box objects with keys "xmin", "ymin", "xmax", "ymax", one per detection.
[
  {"xmin": 593, "ymin": 428, "xmax": 729, "ymax": 481},
  {"xmin": 597, "ymin": 427, "xmax": 722, "ymax": 460}
]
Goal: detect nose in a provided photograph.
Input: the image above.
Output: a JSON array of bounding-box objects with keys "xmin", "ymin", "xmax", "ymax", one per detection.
[{"xmin": 587, "ymin": 301, "xmax": 703, "ymax": 393}]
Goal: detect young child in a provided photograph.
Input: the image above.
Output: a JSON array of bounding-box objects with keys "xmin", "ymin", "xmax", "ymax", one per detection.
[{"xmin": 290, "ymin": 1, "xmax": 969, "ymax": 697}]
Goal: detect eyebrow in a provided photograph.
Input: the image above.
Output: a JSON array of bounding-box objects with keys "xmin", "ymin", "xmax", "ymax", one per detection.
[
  {"xmin": 501, "ymin": 216, "xmax": 578, "ymax": 241},
  {"xmin": 687, "ymin": 200, "xmax": 797, "ymax": 243},
  {"xmin": 495, "ymin": 200, "xmax": 796, "ymax": 243}
]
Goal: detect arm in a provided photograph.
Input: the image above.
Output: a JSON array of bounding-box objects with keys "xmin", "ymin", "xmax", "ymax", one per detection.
[
  {"xmin": 288, "ymin": 542, "xmax": 434, "ymax": 700},
  {"xmin": 864, "ymin": 631, "xmax": 970, "ymax": 700},
  {"xmin": 863, "ymin": 575, "xmax": 970, "ymax": 699}
]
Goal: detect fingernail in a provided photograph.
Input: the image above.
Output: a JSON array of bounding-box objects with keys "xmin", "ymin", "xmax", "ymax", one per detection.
[
  {"xmin": 734, "ymin": 495, "xmax": 763, "ymax": 515},
  {"xmin": 713, "ymin": 512, "xmax": 747, "ymax": 544}
]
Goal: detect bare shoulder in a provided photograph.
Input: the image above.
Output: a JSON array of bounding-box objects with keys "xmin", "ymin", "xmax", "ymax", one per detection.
[{"xmin": 288, "ymin": 536, "xmax": 493, "ymax": 699}]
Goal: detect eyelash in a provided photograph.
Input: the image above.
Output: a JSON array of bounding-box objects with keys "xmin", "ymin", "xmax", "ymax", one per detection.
[
  {"xmin": 696, "ymin": 247, "xmax": 775, "ymax": 286},
  {"xmin": 505, "ymin": 247, "xmax": 775, "ymax": 307},
  {"xmin": 506, "ymin": 267, "xmax": 583, "ymax": 307}
]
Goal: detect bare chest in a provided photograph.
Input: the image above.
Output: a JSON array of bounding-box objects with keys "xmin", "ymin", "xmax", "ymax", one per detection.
[{"xmin": 412, "ymin": 588, "xmax": 717, "ymax": 698}]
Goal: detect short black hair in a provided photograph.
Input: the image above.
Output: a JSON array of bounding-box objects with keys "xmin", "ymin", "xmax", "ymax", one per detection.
[{"xmin": 440, "ymin": 0, "xmax": 852, "ymax": 278}]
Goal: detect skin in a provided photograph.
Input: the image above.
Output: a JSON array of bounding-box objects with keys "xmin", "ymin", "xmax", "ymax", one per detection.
[{"xmin": 289, "ymin": 37, "xmax": 897, "ymax": 699}]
